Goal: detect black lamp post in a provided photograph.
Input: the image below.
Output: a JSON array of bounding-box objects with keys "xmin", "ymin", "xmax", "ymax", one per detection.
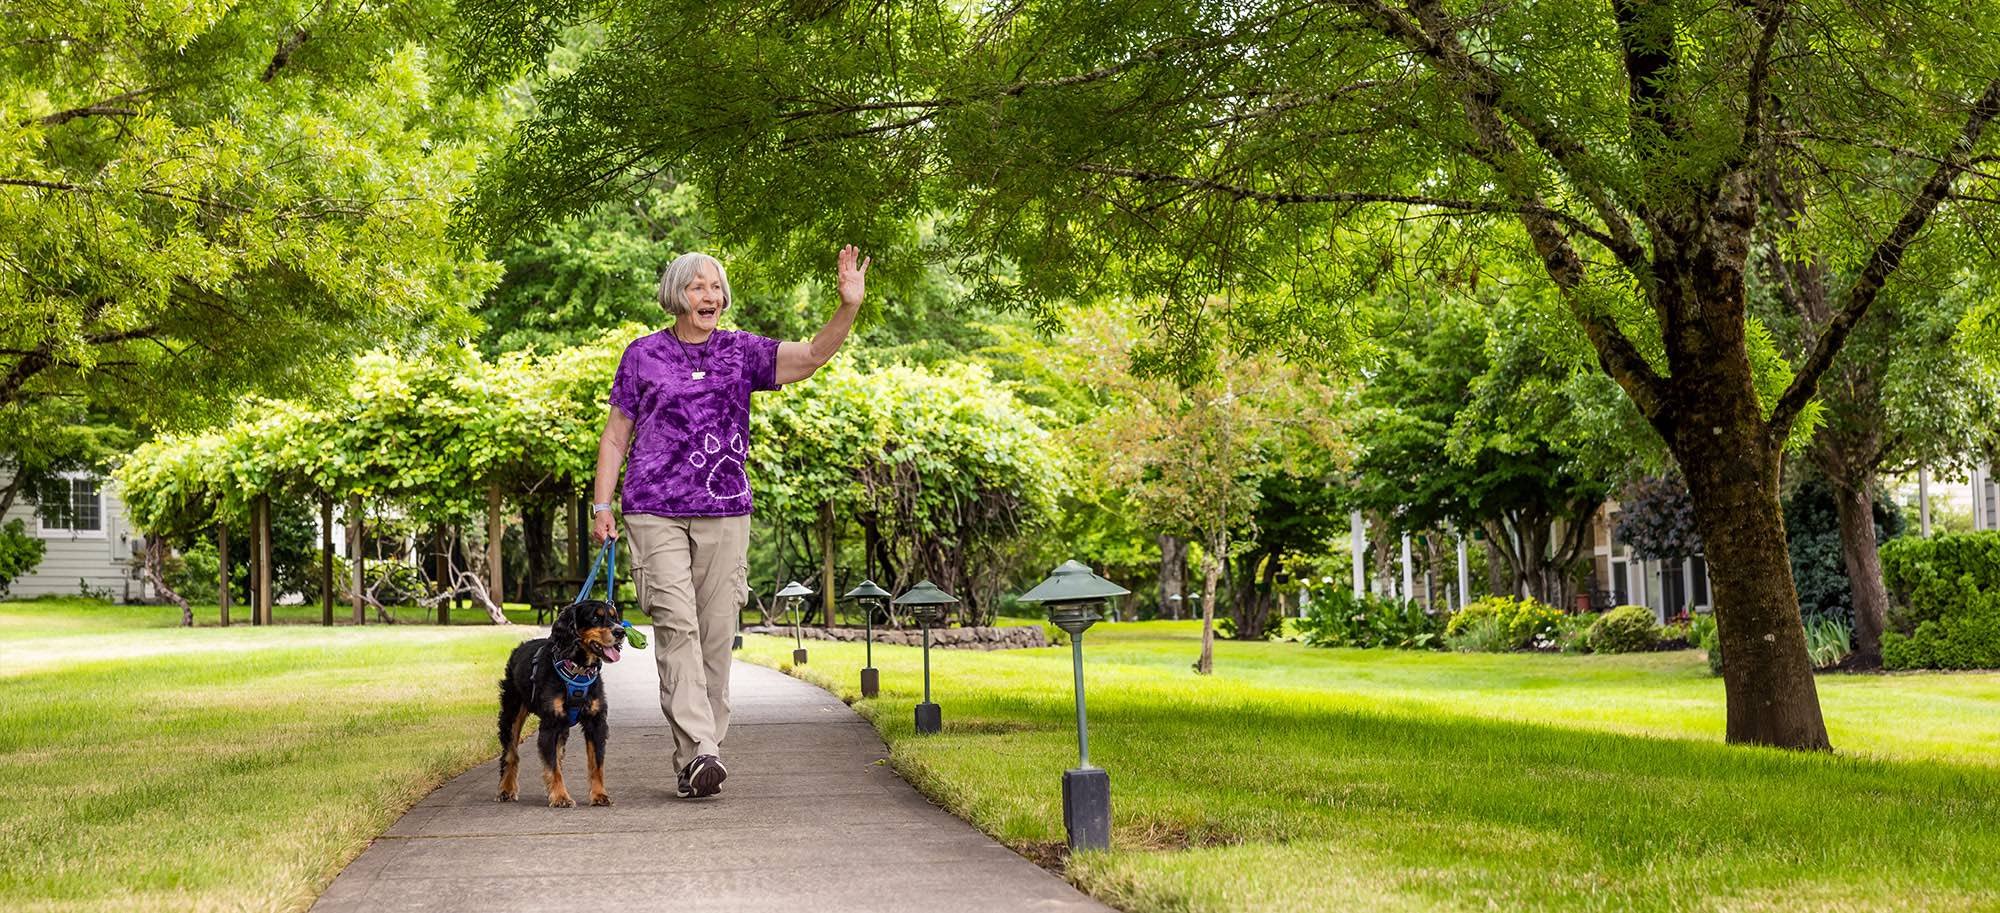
[
  {"xmin": 893, "ymin": 579, "xmax": 957, "ymax": 734},
  {"xmin": 776, "ymin": 580, "xmax": 814, "ymax": 665},
  {"xmin": 1018, "ymin": 559, "xmax": 1129, "ymax": 852},
  {"xmin": 844, "ymin": 579, "xmax": 891, "ymax": 698}
]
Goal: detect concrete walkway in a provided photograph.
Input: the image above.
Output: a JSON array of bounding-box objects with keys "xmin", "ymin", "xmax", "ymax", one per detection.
[{"xmin": 312, "ymin": 632, "xmax": 1113, "ymax": 912}]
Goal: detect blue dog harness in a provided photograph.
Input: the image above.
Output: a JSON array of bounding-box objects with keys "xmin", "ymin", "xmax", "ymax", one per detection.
[{"xmin": 552, "ymin": 657, "xmax": 599, "ymax": 726}]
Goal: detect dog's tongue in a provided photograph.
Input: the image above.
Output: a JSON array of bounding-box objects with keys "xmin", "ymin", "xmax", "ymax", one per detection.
[{"xmin": 603, "ymin": 644, "xmax": 622, "ymax": 663}]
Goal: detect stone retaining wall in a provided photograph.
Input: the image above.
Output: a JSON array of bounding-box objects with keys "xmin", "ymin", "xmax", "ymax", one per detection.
[{"xmin": 743, "ymin": 624, "xmax": 1047, "ymax": 650}]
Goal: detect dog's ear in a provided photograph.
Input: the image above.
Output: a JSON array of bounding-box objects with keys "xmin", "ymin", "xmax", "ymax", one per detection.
[{"xmin": 551, "ymin": 603, "xmax": 579, "ymax": 646}]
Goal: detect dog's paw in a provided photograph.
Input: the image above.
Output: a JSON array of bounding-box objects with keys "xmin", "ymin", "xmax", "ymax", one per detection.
[
  {"xmin": 591, "ymin": 793, "xmax": 612, "ymax": 807},
  {"xmin": 497, "ymin": 790, "xmax": 518, "ymax": 802},
  {"xmin": 548, "ymin": 794, "xmax": 575, "ymax": 808}
]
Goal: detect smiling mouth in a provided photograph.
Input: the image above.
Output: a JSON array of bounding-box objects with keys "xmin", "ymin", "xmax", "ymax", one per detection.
[{"xmin": 694, "ymin": 305, "xmax": 719, "ymax": 319}]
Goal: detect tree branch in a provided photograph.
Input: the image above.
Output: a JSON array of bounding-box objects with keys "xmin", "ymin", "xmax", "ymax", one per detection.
[
  {"xmin": 1769, "ymin": 78, "xmax": 2000, "ymax": 441},
  {"xmin": 263, "ymin": 28, "xmax": 310, "ymax": 82},
  {"xmin": 1333, "ymin": 0, "xmax": 1654, "ymax": 285},
  {"xmin": 1724, "ymin": 1, "xmax": 1788, "ymax": 175},
  {"xmin": 35, "ymin": 85, "xmax": 164, "ymax": 127},
  {"xmin": 1074, "ymin": 162, "xmax": 1625, "ymax": 249}
]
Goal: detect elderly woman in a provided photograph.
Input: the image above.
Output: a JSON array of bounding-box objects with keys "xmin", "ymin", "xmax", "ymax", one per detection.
[{"xmin": 591, "ymin": 245, "xmax": 868, "ymax": 799}]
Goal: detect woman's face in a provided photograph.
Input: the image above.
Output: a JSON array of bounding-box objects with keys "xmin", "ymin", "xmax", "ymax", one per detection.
[{"xmin": 680, "ymin": 263, "xmax": 728, "ymax": 333}]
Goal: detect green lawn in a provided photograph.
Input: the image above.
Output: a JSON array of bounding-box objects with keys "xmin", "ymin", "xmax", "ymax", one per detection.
[
  {"xmin": 0, "ymin": 598, "xmax": 534, "ymax": 913},
  {"xmin": 740, "ymin": 620, "xmax": 2000, "ymax": 912}
]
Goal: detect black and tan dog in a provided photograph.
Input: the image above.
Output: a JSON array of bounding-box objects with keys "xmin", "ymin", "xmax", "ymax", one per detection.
[{"xmin": 497, "ymin": 600, "xmax": 625, "ymax": 807}]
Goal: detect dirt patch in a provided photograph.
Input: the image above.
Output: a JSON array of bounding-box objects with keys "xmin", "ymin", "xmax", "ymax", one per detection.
[
  {"xmin": 946, "ymin": 718, "xmax": 1041, "ymax": 734},
  {"xmin": 1014, "ymin": 840, "xmax": 1070, "ymax": 874},
  {"xmin": 1126, "ymin": 819, "xmax": 1244, "ymax": 853}
]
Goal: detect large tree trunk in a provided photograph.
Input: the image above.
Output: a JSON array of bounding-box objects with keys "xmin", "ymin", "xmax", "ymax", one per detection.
[
  {"xmin": 1159, "ymin": 533, "xmax": 1187, "ymax": 619},
  {"xmin": 1668, "ymin": 360, "xmax": 1832, "ymax": 750},
  {"xmin": 1828, "ymin": 476, "xmax": 1889, "ymax": 669}
]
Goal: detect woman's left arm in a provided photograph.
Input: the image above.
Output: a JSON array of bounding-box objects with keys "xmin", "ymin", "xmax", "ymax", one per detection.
[{"xmin": 777, "ymin": 244, "xmax": 870, "ymax": 385}]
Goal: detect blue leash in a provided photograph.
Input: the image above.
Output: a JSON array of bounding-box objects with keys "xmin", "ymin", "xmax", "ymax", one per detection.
[
  {"xmin": 576, "ymin": 539, "xmax": 617, "ymax": 605},
  {"xmin": 574, "ymin": 540, "xmax": 645, "ymax": 648},
  {"xmin": 551, "ymin": 541, "xmax": 644, "ymax": 727}
]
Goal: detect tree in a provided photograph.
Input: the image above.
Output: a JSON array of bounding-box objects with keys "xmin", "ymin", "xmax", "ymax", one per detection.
[
  {"xmin": 749, "ymin": 360, "xmax": 1066, "ymax": 624},
  {"xmin": 1064, "ymin": 304, "xmax": 1342, "ymax": 669},
  {"xmin": 1614, "ymin": 475, "xmax": 1703, "ymax": 563},
  {"xmin": 1351, "ymin": 293, "xmax": 1641, "ymax": 607},
  {"xmin": 120, "ymin": 338, "xmax": 624, "ymax": 623},
  {"xmin": 1758, "ymin": 273, "xmax": 2000, "ymax": 667},
  {"xmin": 457, "ymin": 1, "xmax": 2000, "ymax": 750},
  {"xmin": 2, "ymin": 1, "xmax": 498, "ymax": 425},
  {"xmin": 1783, "ymin": 471, "xmax": 1904, "ymax": 632}
]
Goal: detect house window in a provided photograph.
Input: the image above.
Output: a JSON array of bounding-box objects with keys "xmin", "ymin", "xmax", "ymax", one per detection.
[
  {"xmin": 40, "ymin": 476, "xmax": 105, "ymax": 537},
  {"xmin": 1690, "ymin": 554, "xmax": 1711, "ymax": 608},
  {"xmin": 1610, "ymin": 557, "xmax": 1630, "ymax": 606}
]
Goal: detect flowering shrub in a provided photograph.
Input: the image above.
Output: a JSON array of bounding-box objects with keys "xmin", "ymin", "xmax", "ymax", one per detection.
[{"xmin": 1445, "ymin": 596, "xmax": 1565, "ymax": 651}]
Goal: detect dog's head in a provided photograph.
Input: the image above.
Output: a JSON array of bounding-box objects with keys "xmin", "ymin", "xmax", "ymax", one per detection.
[{"xmin": 552, "ymin": 600, "xmax": 625, "ymax": 665}]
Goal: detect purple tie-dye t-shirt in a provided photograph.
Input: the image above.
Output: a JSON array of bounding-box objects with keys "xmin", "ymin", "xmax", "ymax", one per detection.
[{"xmin": 609, "ymin": 329, "xmax": 782, "ymax": 517}]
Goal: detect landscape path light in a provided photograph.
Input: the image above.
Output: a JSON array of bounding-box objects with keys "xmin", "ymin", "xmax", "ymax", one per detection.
[
  {"xmin": 844, "ymin": 579, "xmax": 891, "ymax": 698},
  {"xmin": 1018, "ymin": 559, "xmax": 1129, "ymax": 852},
  {"xmin": 892, "ymin": 579, "xmax": 958, "ymax": 734},
  {"xmin": 776, "ymin": 580, "xmax": 814, "ymax": 666}
]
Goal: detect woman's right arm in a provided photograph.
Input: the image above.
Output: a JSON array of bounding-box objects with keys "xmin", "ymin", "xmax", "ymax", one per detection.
[{"xmin": 591, "ymin": 406, "xmax": 635, "ymax": 543}]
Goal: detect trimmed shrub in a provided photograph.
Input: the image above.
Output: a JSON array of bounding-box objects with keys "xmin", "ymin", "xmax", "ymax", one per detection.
[
  {"xmin": 0, "ymin": 519, "xmax": 48, "ymax": 597},
  {"xmin": 1297, "ymin": 590, "xmax": 1444, "ymax": 650},
  {"xmin": 1587, "ymin": 605, "xmax": 1660, "ymax": 654},
  {"xmin": 1445, "ymin": 596, "xmax": 1565, "ymax": 651},
  {"xmin": 1881, "ymin": 593, "xmax": 2000, "ymax": 670},
  {"xmin": 1878, "ymin": 532, "xmax": 2000, "ymax": 670}
]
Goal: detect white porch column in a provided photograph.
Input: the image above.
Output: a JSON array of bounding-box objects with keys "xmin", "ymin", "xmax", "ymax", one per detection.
[
  {"xmin": 1350, "ymin": 511, "xmax": 1366, "ymax": 598},
  {"xmin": 1400, "ymin": 533, "xmax": 1414, "ymax": 603},
  {"xmin": 1919, "ymin": 467, "xmax": 1932, "ymax": 536},
  {"xmin": 1456, "ymin": 533, "xmax": 1471, "ymax": 610}
]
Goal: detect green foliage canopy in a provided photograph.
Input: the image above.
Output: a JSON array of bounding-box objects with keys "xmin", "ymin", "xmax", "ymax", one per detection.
[{"xmin": 2, "ymin": 1, "xmax": 501, "ymax": 424}]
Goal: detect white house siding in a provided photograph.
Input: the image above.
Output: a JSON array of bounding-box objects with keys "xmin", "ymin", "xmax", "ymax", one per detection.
[
  {"xmin": 1, "ymin": 472, "xmax": 148, "ymax": 602},
  {"xmin": 1590, "ymin": 501, "xmax": 1713, "ymax": 624}
]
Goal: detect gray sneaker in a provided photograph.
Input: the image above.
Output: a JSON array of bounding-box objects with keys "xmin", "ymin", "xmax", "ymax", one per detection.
[{"xmin": 684, "ymin": 754, "xmax": 726, "ymax": 797}]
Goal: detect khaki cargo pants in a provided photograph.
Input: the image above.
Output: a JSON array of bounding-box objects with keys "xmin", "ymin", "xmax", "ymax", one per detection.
[{"xmin": 623, "ymin": 513, "xmax": 750, "ymax": 772}]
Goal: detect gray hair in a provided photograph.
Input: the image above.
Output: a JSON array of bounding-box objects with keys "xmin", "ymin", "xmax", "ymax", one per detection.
[{"xmin": 657, "ymin": 252, "xmax": 733, "ymax": 316}]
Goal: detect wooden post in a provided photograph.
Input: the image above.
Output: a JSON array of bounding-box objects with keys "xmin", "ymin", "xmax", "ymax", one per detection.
[
  {"xmin": 247, "ymin": 506, "xmax": 261, "ymax": 626},
  {"xmin": 487, "ymin": 483, "xmax": 505, "ymax": 612},
  {"xmin": 819, "ymin": 501, "xmax": 836, "ymax": 627},
  {"xmin": 254, "ymin": 494, "xmax": 273, "ymax": 625},
  {"xmin": 218, "ymin": 524, "xmax": 231, "ymax": 627},
  {"xmin": 320, "ymin": 496, "xmax": 334, "ymax": 626},
  {"xmin": 436, "ymin": 527, "xmax": 451, "ymax": 626},
  {"xmin": 350, "ymin": 495, "xmax": 365, "ymax": 624}
]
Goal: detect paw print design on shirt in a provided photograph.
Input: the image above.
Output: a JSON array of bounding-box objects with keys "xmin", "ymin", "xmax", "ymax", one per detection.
[{"xmin": 687, "ymin": 432, "xmax": 750, "ymax": 500}]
